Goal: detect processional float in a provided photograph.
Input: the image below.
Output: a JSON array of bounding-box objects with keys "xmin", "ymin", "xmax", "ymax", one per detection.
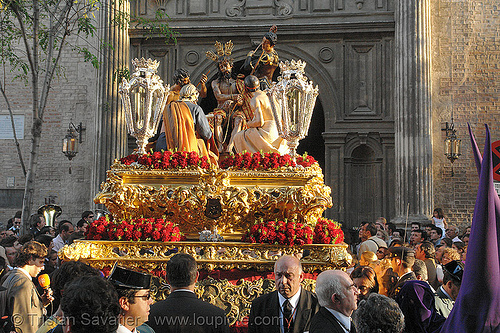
[{"xmin": 60, "ymin": 57, "xmax": 350, "ymax": 326}]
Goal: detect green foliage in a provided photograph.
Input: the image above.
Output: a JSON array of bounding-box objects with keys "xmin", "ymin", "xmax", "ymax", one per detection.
[
  {"xmin": 0, "ymin": 0, "xmax": 176, "ymax": 82},
  {"xmin": 113, "ymin": 67, "xmax": 130, "ymax": 83},
  {"xmin": 131, "ymin": 9, "xmax": 179, "ymax": 43},
  {"xmin": 72, "ymin": 45, "xmax": 100, "ymax": 69}
]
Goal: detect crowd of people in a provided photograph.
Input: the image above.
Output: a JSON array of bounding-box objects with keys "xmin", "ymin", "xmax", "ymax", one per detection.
[{"xmin": 0, "ymin": 208, "xmax": 473, "ymax": 333}]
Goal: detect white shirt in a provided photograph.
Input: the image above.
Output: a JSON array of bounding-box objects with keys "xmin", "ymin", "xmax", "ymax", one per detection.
[
  {"xmin": 172, "ymin": 288, "xmax": 195, "ymax": 293},
  {"xmin": 438, "ymin": 286, "xmax": 453, "ymax": 300},
  {"xmin": 325, "ymin": 308, "xmax": 351, "ymax": 333},
  {"xmin": 116, "ymin": 324, "xmax": 137, "ymax": 333},
  {"xmin": 52, "ymin": 234, "xmax": 65, "ymax": 252},
  {"xmin": 278, "ymin": 288, "xmax": 302, "ymax": 333}
]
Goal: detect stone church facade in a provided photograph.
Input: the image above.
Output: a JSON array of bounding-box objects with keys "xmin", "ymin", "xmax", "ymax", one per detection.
[{"xmin": 0, "ymin": 0, "xmax": 498, "ymax": 231}]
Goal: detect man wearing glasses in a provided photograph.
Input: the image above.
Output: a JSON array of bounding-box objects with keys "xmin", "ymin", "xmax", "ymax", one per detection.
[
  {"xmin": 109, "ymin": 266, "xmax": 155, "ymax": 333},
  {"xmin": 434, "ymin": 260, "xmax": 464, "ymax": 318}
]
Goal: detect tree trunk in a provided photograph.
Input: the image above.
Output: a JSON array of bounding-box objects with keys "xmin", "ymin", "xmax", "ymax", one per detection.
[{"xmin": 21, "ymin": 118, "xmax": 42, "ymax": 234}]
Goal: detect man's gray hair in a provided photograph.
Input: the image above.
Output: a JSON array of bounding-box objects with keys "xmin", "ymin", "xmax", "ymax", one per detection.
[
  {"xmin": 180, "ymin": 84, "xmax": 199, "ymax": 103},
  {"xmin": 315, "ymin": 270, "xmax": 346, "ymax": 308},
  {"xmin": 353, "ymin": 293, "xmax": 404, "ymax": 333}
]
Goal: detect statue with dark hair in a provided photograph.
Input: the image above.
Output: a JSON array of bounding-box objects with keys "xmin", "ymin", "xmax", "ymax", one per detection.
[
  {"xmin": 205, "ymin": 40, "xmax": 251, "ymax": 153},
  {"xmin": 233, "ymin": 75, "xmax": 286, "ymax": 154},
  {"xmin": 242, "ymin": 25, "xmax": 279, "ymax": 90}
]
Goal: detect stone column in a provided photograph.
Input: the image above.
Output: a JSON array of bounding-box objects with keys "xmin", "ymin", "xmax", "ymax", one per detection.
[
  {"xmin": 91, "ymin": 0, "xmax": 130, "ymax": 199},
  {"xmin": 393, "ymin": 0, "xmax": 433, "ymax": 224}
]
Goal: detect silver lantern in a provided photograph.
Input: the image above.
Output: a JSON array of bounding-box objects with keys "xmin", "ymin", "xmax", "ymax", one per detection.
[
  {"xmin": 119, "ymin": 58, "xmax": 170, "ymax": 154},
  {"xmin": 267, "ymin": 60, "xmax": 319, "ymax": 158}
]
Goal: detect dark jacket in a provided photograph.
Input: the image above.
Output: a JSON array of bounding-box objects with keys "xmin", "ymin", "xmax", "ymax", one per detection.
[
  {"xmin": 310, "ymin": 307, "xmax": 356, "ymax": 333},
  {"xmin": 248, "ymin": 288, "xmax": 319, "ymax": 333},
  {"xmin": 147, "ymin": 290, "xmax": 229, "ymax": 333}
]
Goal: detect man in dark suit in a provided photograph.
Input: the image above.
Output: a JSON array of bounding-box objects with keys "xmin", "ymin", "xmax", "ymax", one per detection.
[
  {"xmin": 310, "ymin": 270, "xmax": 360, "ymax": 333},
  {"xmin": 148, "ymin": 253, "xmax": 229, "ymax": 333},
  {"xmin": 248, "ymin": 255, "xmax": 319, "ymax": 333},
  {"xmin": 388, "ymin": 246, "xmax": 416, "ymax": 298}
]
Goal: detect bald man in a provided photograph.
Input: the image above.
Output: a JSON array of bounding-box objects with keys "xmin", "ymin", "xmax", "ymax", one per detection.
[{"xmin": 248, "ymin": 255, "xmax": 320, "ymax": 333}]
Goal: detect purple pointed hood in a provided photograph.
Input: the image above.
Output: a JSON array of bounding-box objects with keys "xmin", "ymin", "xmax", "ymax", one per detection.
[{"xmin": 440, "ymin": 124, "xmax": 500, "ymax": 332}]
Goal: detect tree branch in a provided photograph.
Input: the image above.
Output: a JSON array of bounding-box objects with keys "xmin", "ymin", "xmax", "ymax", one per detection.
[{"xmin": 0, "ymin": 81, "xmax": 27, "ymax": 176}]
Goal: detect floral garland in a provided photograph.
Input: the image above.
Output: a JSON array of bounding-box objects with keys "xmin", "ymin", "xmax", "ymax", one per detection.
[
  {"xmin": 241, "ymin": 219, "xmax": 314, "ymax": 246},
  {"xmin": 220, "ymin": 152, "xmax": 316, "ymax": 170},
  {"xmin": 119, "ymin": 151, "xmax": 210, "ymax": 170},
  {"xmin": 313, "ymin": 217, "xmax": 344, "ymax": 244},
  {"xmin": 242, "ymin": 217, "xmax": 344, "ymax": 245},
  {"xmin": 85, "ymin": 216, "xmax": 183, "ymax": 242}
]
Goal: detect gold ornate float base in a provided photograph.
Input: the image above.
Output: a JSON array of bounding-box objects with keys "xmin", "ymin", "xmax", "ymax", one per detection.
[
  {"xmin": 94, "ymin": 162, "xmax": 332, "ymax": 238},
  {"xmin": 60, "ymin": 240, "xmax": 351, "ymax": 325}
]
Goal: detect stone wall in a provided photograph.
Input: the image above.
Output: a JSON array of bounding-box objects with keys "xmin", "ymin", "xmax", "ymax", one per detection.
[
  {"xmin": 0, "ymin": 34, "xmax": 99, "ymax": 225},
  {"xmin": 431, "ymin": 0, "xmax": 500, "ymax": 231}
]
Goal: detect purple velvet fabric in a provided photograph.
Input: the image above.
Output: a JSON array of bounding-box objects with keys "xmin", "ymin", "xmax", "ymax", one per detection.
[
  {"xmin": 396, "ymin": 280, "xmax": 445, "ymax": 333},
  {"xmin": 440, "ymin": 125, "xmax": 500, "ymax": 332}
]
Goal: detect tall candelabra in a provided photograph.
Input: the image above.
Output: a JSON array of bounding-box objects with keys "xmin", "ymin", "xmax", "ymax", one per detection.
[
  {"xmin": 267, "ymin": 60, "xmax": 319, "ymax": 159},
  {"xmin": 119, "ymin": 58, "xmax": 170, "ymax": 154}
]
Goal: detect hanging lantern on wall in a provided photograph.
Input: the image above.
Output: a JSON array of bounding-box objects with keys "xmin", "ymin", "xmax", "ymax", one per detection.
[
  {"xmin": 62, "ymin": 122, "xmax": 85, "ymax": 160},
  {"xmin": 444, "ymin": 121, "xmax": 461, "ymax": 163},
  {"xmin": 267, "ymin": 59, "xmax": 319, "ymax": 159},
  {"xmin": 119, "ymin": 58, "xmax": 170, "ymax": 155}
]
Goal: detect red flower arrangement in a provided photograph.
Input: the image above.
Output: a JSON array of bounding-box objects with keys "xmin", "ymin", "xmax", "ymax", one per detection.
[
  {"xmin": 241, "ymin": 219, "xmax": 314, "ymax": 246},
  {"xmin": 119, "ymin": 150, "xmax": 210, "ymax": 170},
  {"xmin": 220, "ymin": 152, "xmax": 316, "ymax": 170},
  {"xmin": 313, "ymin": 217, "xmax": 344, "ymax": 244},
  {"xmin": 85, "ymin": 216, "xmax": 183, "ymax": 242}
]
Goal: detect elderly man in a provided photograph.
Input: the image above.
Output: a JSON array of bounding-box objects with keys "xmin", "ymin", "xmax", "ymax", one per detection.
[
  {"xmin": 109, "ymin": 266, "xmax": 155, "ymax": 333},
  {"xmin": 148, "ymin": 253, "xmax": 229, "ymax": 333},
  {"xmin": 248, "ymin": 255, "xmax": 319, "ymax": 333},
  {"xmin": 445, "ymin": 225, "xmax": 461, "ymax": 242},
  {"xmin": 353, "ymin": 293, "xmax": 404, "ymax": 333},
  {"xmin": 310, "ymin": 270, "xmax": 360, "ymax": 333}
]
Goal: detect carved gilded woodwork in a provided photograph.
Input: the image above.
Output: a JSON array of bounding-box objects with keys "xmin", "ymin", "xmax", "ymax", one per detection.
[
  {"xmin": 60, "ymin": 240, "xmax": 351, "ymax": 273},
  {"xmin": 60, "ymin": 239, "xmax": 335, "ymax": 325},
  {"xmin": 94, "ymin": 161, "xmax": 332, "ymax": 237}
]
